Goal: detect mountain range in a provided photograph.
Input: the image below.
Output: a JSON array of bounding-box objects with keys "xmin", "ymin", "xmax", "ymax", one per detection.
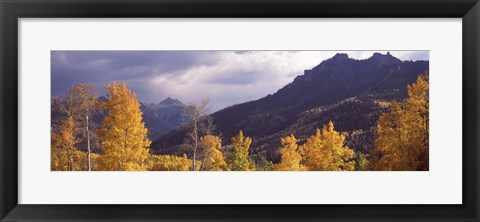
[
  {"xmin": 151, "ymin": 52, "xmax": 429, "ymax": 162},
  {"xmin": 140, "ymin": 97, "xmax": 190, "ymax": 140}
]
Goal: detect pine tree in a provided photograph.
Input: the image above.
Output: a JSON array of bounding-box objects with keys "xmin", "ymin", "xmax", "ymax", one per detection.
[
  {"xmin": 200, "ymin": 135, "xmax": 228, "ymax": 171},
  {"xmin": 96, "ymin": 82, "xmax": 151, "ymax": 171},
  {"xmin": 300, "ymin": 121, "xmax": 355, "ymax": 171},
  {"xmin": 274, "ymin": 135, "xmax": 306, "ymax": 171},
  {"xmin": 354, "ymin": 152, "xmax": 369, "ymax": 171},
  {"xmin": 254, "ymin": 154, "xmax": 274, "ymax": 171}
]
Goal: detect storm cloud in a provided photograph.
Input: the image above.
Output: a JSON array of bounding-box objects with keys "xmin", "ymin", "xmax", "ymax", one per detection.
[{"xmin": 51, "ymin": 50, "xmax": 429, "ymax": 112}]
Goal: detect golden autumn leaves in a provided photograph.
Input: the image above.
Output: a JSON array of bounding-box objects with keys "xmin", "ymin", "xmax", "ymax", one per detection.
[
  {"xmin": 274, "ymin": 121, "xmax": 356, "ymax": 171},
  {"xmin": 52, "ymin": 72, "xmax": 429, "ymax": 171},
  {"xmin": 96, "ymin": 83, "xmax": 151, "ymax": 171},
  {"xmin": 369, "ymin": 73, "xmax": 429, "ymax": 171},
  {"xmin": 200, "ymin": 135, "xmax": 228, "ymax": 171},
  {"xmin": 51, "ymin": 116, "xmax": 86, "ymax": 171}
]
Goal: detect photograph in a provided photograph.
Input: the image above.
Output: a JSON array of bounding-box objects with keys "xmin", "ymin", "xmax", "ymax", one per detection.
[{"xmin": 50, "ymin": 50, "xmax": 429, "ymax": 171}]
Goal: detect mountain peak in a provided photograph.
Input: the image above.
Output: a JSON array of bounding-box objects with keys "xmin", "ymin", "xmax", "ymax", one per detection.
[
  {"xmin": 159, "ymin": 97, "xmax": 184, "ymax": 106},
  {"xmin": 370, "ymin": 52, "xmax": 398, "ymax": 59},
  {"xmin": 332, "ymin": 53, "xmax": 349, "ymax": 60},
  {"xmin": 366, "ymin": 52, "xmax": 401, "ymax": 65}
]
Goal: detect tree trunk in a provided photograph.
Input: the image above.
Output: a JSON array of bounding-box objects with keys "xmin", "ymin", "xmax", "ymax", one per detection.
[
  {"xmin": 68, "ymin": 147, "xmax": 73, "ymax": 171},
  {"xmin": 192, "ymin": 120, "xmax": 198, "ymax": 171},
  {"xmin": 86, "ymin": 115, "xmax": 91, "ymax": 171}
]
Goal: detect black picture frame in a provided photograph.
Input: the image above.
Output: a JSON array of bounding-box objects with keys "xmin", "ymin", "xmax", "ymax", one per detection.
[{"xmin": 1, "ymin": 0, "xmax": 479, "ymax": 221}]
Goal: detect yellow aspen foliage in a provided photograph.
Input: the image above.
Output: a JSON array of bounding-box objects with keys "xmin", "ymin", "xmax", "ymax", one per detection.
[
  {"xmin": 89, "ymin": 153, "xmax": 101, "ymax": 171},
  {"xmin": 227, "ymin": 131, "xmax": 255, "ymax": 171},
  {"xmin": 147, "ymin": 154, "xmax": 198, "ymax": 171},
  {"xmin": 200, "ymin": 135, "xmax": 228, "ymax": 171},
  {"xmin": 370, "ymin": 102, "xmax": 408, "ymax": 170},
  {"xmin": 96, "ymin": 82, "xmax": 151, "ymax": 171},
  {"xmin": 274, "ymin": 135, "xmax": 307, "ymax": 171},
  {"xmin": 51, "ymin": 116, "xmax": 95, "ymax": 171},
  {"xmin": 370, "ymin": 73, "xmax": 429, "ymax": 171},
  {"xmin": 404, "ymin": 73, "xmax": 429, "ymax": 170},
  {"xmin": 51, "ymin": 149, "xmax": 88, "ymax": 171},
  {"xmin": 300, "ymin": 121, "xmax": 355, "ymax": 171},
  {"xmin": 51, "ymin": 116, "xmax": 79, "ymax": 171},
  {"xmin": 51, "ymin": 149, "xmax": 68, "ymax": 171}
]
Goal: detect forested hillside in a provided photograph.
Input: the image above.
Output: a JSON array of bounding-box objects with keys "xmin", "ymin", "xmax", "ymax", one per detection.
[{"xmin": 152, "ymin": 53, "xmax": 429, "ymax": 162}]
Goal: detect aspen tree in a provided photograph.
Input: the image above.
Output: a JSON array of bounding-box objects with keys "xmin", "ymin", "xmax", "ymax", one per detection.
[
  {"xmin": 300, "ymin": 121, "xmax": 355, "ymax": 171},
  {"xmin": 97, "ymin": 82, "xmax": 151, "ymax": 171},
  {"xmin": 370, "ymin": 73, "xmax": 429, "ymax": 171},
  {"xmin": 51, "ymin": 116, "xmax": 77, "ymax": 171},
  {"xmin": 183, "ymin": 98, "xmax": 210, "ymax": 171},
  {"xmin": 200, "ymin": 135, "xmax": 228, "ymax": 171},
  {"xmin": 227, "ymin": 130, "xmax": 255, "ymax": 171},
  {"xmin": 274, "ymin": 135, "xmax": 307, "ymax": 171},
  {"xmin": 67, "ymin": 83, "xmax": 98, "ymax": 171}
]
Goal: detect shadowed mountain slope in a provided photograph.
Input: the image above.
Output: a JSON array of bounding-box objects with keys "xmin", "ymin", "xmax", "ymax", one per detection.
[{"xmin": 152, "ymin": 53, "xmax": 429, "ymax": 162}]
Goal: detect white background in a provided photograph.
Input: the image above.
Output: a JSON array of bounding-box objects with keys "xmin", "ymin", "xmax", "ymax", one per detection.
[{"xmin": 19, "ymin": 19, "xmax": 462, "ymax": 204}]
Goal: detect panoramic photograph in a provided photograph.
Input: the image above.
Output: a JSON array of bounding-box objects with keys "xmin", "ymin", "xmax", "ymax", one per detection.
[{"xmin": 51, "ymin": 50, "xmax": 429, "ymax": 171}]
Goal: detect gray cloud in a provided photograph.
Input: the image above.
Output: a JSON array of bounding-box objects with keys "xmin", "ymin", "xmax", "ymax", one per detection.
[
  {"xmin": 51, "ymin": 50, "xmax": 429, "ymax": 112},
  {"xmin": 205, "ymin": 70, "xmax": 261, "ymax": 85}
]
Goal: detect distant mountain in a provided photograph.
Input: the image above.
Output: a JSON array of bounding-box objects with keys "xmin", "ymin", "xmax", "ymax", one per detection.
[
  {"xmin": 151, "ymin": 52, "xmax": 429, "ymax": 161},
  {"xmin": 141, "ymin": 97, "xmax": 190, "ymax": 140},
  {"xmin": 158, "ymin": 97, "xmax": 184, "ymax": 107}
]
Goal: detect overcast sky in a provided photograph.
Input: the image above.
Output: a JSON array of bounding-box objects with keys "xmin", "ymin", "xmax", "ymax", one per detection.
[{"xmin": 51, "ymin": 50, "xmax": 429, "ymax": 112}]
